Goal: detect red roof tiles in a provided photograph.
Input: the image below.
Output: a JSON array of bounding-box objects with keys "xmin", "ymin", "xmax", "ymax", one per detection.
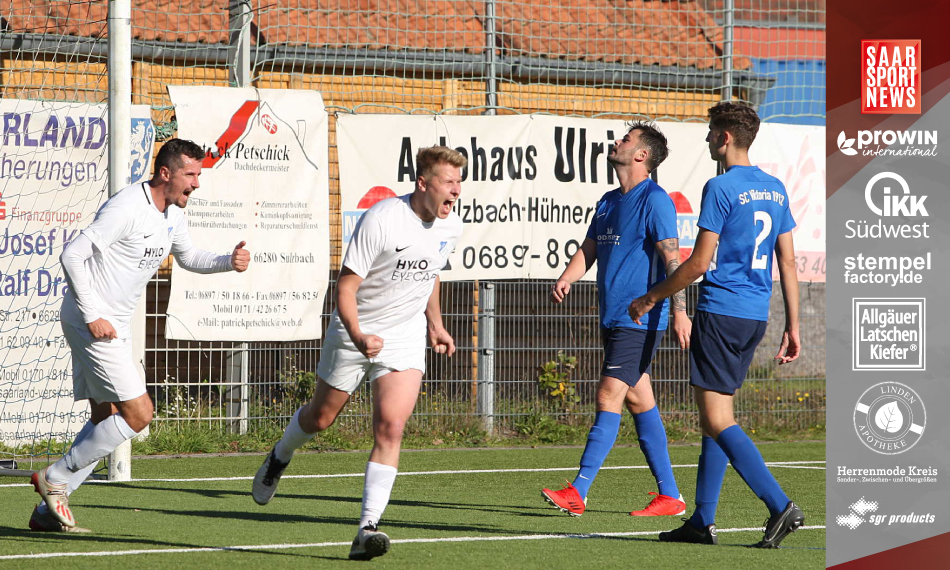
[{"xmin": 5, "ymin": 0, "xmax": 752, "ymax": 70}]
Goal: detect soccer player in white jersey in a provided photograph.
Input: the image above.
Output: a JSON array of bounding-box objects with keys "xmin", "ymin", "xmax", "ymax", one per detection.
[
  {"xmin": 252, "ymin": 146, "xmax": 466, "ymax": 561},
  {"xmin": 30, "ymin": 139, "xmax": 250, "ymax": 532}
]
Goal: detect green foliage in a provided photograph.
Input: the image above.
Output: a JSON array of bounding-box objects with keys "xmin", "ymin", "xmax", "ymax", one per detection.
[
  {"xmin": 513, "ymin": 409, "xmax": 585, "ymax": 443},
  {"xmin": 536, "ymin": 351, "xmax": 580, "ymax": 408},
  {"xmin": 279, "ymin": 358, "xmax": 316, "ymax": 408}
]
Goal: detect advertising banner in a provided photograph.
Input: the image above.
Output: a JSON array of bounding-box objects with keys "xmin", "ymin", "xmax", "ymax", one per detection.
[
  {"xmin": 337, "ymin": 114, "xmax": 824, "ymax": 282},
  {"xmin": 0, "ymin": 101, "xmax": 154, "ymax": 444},
  {"xmin": 165, "ymin": 87, "xmax": 330, "ymax": 341},
  {"xmin": 827, "ymin": 3, "xmax": 950, "ymax": 567}
]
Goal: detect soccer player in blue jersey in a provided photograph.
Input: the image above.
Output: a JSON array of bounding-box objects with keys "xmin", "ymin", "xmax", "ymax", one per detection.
[
  {"xmin": 629, "ymin": 102, "xmax": 803, "ymax": 548},
  {"xmin": 541, "ymin": 122, "xmax": 691, "ymax": 518}
]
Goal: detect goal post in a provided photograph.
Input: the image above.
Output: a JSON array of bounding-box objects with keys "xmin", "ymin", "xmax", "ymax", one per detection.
[{"xmin": 106, "ymin": 0, "xmax": 133, "ymax": 482}]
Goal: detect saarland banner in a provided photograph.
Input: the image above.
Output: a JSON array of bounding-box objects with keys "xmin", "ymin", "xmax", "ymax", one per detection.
[{"xmin": 0, "ymin": 101, "xmax": 154, "ymax": 445}]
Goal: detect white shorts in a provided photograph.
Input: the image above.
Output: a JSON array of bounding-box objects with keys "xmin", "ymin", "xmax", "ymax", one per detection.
[
  {"xmin": 317, "ymin": 329, "xmax": 425, "ymax": 394},
  {"xmin": 62, "ymin": 322, "xmax": 146, "ymax": 404}
]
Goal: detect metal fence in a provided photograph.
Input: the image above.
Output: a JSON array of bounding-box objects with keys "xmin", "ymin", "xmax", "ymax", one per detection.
[
  {"xmin": 1, "ymin": 0, "xmax": 826, "ymax": 453},
  {"xmin": 145, "ymin": 273, "xmax": 825, "ymax": 435}
]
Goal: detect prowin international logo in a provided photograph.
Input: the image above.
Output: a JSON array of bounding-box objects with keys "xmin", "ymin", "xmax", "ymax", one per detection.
[
  {"xmin": 837, "ymin": 496, "xmax": 934, "ymax": 530},
  {"xmin": 837, "ymin": 130, "xmax": 937, "ymax": 157}
]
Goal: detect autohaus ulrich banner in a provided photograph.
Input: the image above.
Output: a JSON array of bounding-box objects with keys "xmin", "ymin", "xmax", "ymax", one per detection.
[{"xmin": 337, "ymin": 114, "xmax": 824, "ymax": 282}]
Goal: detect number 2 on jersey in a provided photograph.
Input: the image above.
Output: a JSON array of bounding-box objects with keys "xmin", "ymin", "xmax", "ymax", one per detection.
[{"xmin": 751, "ymin": 211, "xmax": 773, "ymax": 270}]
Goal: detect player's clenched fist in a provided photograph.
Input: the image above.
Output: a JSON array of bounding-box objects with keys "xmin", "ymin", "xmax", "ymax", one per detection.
[
  {"xmin": 550, "ymin": 279, "xmax": 571, "ymax": 303},
  {"xmin": 87, "ymin": 317, "xmax": 117, "ymax": 340},
  {"xmin": 355, "ymin": 333, "xmax": 384, "ymax": 359},
  {"xmin": 232, "ymin": 241, "xmax": 250, "ymax": 272},
  {"xmin": 428, "ymin": 326, "xmax": 456, "ymax": 357}
]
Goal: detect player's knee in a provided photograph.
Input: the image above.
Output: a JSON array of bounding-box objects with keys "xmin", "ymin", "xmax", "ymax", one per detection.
[
  {"xmin": 374, "ymin": 419, "xmax": 406, "ymax": 445},
  {"xmin": 311, "ymin": 413, "xmax": 337, "ymax": 432},
  {"xmin": 701, "ymin": 417, "xmax": 735, "ymax": 439}
]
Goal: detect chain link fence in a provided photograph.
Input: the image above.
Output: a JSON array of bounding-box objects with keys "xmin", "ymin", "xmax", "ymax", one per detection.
[{"xmin": 1, "ymin": 1, "xmax": 826, "ymax": 455}]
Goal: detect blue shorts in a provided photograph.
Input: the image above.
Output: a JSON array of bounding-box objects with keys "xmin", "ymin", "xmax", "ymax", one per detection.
[
  {"xmin": 600, "ymin": 327, "xmax": 665, "ymax": 387},
  {"xmin": 689, "ymin": 311, "xmax": 768, "ymax": 395}
]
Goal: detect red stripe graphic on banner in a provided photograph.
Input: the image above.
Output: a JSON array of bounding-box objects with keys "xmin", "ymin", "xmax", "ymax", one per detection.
[{"xmin": 203, "ymin": 100, "xmax": 260, "ymax": 168}]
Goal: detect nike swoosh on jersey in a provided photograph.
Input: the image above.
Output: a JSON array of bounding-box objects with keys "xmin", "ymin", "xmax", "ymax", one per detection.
[
  {"xmin": 144, "ymin": 233, "xmax": 154, "ymax": 239},
  {"xmin": 395, "ymin": 245, "xmax": 411, "ymax": 252}
]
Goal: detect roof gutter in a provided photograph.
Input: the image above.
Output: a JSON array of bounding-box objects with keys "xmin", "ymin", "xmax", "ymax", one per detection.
[{"xmin": 1, "ymin": 32, "xmax": 774, "ymax": 107}]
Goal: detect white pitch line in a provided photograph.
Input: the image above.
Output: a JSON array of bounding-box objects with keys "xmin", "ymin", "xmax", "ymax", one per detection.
[
  {"xmin": 0, "ymin": 526, "xmax": 827, "ymax": 560},
  {"xmin": 0, "ymin": 461, "xmax": 825, "ymax": 487}
]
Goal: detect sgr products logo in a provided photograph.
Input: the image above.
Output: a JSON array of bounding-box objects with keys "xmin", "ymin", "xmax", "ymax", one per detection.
[
  {"xmin": 837, "ymin": 496, "xmax": 934, "ymax": 530},
  {"xmin": 837, "ymin": 130, "xmax": 937, "ymax": 157},
  {"xmin": 853, "ymin": 298, "xmax": 925, "ymax": 370},
  {"xmin": 853, "ymin": 381, "xmax": 926, "ymax": 455},
  {"xmin": 865, "ymin": 172, "xmax": 928, "ymax": 216},
  {"xmin": 862, "ymin": 40, "xmax": 921, "ymax": 114}
]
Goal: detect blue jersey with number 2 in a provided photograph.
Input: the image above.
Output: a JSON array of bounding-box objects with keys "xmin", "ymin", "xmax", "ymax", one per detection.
[
  {"xmin": 586, "ymin": 178, "xmax": 678, "ymax": 331},
  {"xmin": 696, "ymin": 165, "xmax": 796, "ymax": 321}
]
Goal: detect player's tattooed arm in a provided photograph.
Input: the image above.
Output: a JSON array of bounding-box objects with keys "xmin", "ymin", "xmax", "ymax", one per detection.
[{"xmin": 657, "ymin": 238, "xmax": 687, "ymax": 313}]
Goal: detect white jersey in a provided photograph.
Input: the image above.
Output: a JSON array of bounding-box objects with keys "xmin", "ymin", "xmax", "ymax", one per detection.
[
  {"xmin": 61, "ymin": 182, "xmax": 196, "ymax": 338},
  {"xmin": 327, "ymin": 195, "xmax": 462, "ymax": 349}
]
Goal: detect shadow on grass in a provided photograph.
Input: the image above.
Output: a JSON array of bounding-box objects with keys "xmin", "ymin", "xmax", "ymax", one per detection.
[
  {"xmin": 103, "ymin": 483, "xmax": 559, "ymax": 518},
  {"xmin": 84, "ymin": 503, "xmax": 511, "ymax": 535}
]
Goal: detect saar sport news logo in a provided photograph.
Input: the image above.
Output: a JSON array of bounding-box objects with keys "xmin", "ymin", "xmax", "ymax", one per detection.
[
  {"xmin": 862, "ymin": 40, "xmax": 920, "ymax": 114},
  {"xmin": 837, "ymin": 496, "xmax": 934, "ymax": 530}
]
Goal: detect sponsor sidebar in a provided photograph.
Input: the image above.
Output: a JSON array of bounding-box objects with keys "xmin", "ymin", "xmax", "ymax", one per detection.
[{"xmin": 827, "ymin": 36, "xmax": 950, "ymax": 567}]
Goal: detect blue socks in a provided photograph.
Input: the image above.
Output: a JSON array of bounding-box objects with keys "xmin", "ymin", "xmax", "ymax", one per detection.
[
  {"xmin": 572, "ymin": 411, "xmax": 621, "ymax": 498},
  {"xmin": 633, "ymin": 406, "xmax": 679, "ymax": 498},
  {"xmin": 715, "ymin": 424, "xmax": 790, "ymax": 516},
  {"xmin": 689, "ymin": 435, "xmax": 729, "ymax": 528}
]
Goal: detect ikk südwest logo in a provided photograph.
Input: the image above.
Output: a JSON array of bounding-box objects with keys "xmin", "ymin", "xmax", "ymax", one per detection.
[{"xmin": 862, "ymin": 40, "xmax": 921, "ymax": 114}]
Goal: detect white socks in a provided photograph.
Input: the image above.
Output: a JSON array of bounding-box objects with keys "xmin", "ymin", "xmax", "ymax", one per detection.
[
  {"xmin": 358, "ymin": 462, "xmax": 398, "ymax": 529},
  {"xmin": 274, "ymin": 408, "xmax": 317, "ymax": 463},
  {"xmin": 46, "ymin": 414, "xmax": 137, "ymax": 485}
]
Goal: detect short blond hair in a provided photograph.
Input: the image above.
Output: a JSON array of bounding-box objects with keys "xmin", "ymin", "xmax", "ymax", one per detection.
[{"xmin": 416, "ymin": 145, "xmax": 467, "ymax": 179}]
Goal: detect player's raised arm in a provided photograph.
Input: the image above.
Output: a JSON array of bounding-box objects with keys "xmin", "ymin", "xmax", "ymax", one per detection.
[
  {"xmin": 629, "ymin": 229, "xmax": 718, "ymax": 324},
  {"xmin": 773, "ymin": 232, "xmax": 800, "ymax": 364},
  {"xmin": 551, "ymin": 237, "xmax": 596, "ymax": 303}
]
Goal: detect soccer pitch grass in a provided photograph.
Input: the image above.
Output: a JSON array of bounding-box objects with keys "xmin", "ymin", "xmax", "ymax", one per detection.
[{"xmin": 0, "ymin": 442, "xmax": 824, "ymax": 569}]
